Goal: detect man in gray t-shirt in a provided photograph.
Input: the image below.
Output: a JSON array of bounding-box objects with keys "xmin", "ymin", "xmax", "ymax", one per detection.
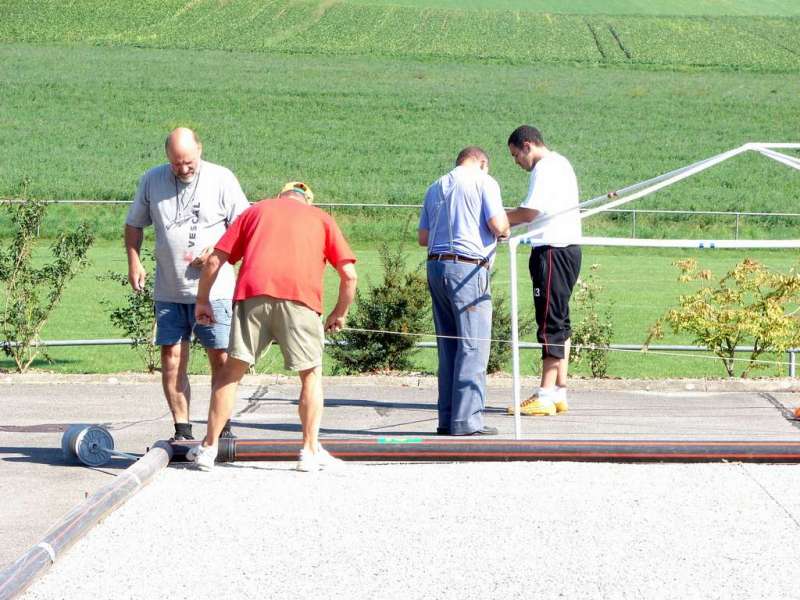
[{"xmin": 124, "ymin": 127, "xmax": 250, "ymax": 441}]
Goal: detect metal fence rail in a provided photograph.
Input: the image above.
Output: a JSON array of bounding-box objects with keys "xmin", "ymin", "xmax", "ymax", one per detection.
[
  {"xmin": 4, "ymin": 338, "xmax": 798, "ymax": 377},
  {"xmin": 3, "ymin": 198, "xmax": 798, "ymax": 240}
]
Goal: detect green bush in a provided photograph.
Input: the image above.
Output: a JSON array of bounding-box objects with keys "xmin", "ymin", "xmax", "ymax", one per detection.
[
  {"xmin": 330, "ymin": 243, "xmax": 429, "ymax": 373},
  {"xmin": 98, "ymin": 252, "xmax": 159, "ymax": 373},
  {"xmin": 0, "ymin": 182, "xmax": 94, "ymax": 372},
  {"xmin": 646, "ymin": 258, "xmax": 800, "ymax": 377},
  {"xmin": 570, "ymin": 264, "xmax": 614, "ymax": 378}
]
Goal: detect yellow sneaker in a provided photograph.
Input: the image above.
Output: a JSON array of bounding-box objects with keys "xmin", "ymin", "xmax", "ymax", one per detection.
[
  {"xmin": 555, "ymin": 399, "xmax": 569, "ymax": 414},
  {"xmin": 507, "ymin": 394, "xmax": 556, "ymax": 416}
]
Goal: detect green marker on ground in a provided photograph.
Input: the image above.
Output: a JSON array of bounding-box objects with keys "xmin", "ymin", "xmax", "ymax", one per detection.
[{"xmin": 377, "ymin": 437, "xmax": 424, "ymax": 444}]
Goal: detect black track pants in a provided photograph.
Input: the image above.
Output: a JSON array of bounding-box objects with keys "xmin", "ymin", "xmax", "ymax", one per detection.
[{"xmin": 529, "ymin": 245, "xmax": 582, "ymax": 359}]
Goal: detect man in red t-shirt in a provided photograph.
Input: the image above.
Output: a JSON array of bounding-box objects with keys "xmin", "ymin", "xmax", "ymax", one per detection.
[{"xmin": 186, "ymin": 182, "xmax": 358, "ymax": 472}]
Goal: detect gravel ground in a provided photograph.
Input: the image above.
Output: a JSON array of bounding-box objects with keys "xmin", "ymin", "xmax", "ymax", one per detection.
[{"xmin": 21, "ymin": 461, "xmax": 800, "ymax": 600}]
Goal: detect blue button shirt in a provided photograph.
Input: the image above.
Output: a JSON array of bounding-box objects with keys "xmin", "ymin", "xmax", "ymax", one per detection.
[{"xmin": 419, "ymin": 165, "xmax": 504, "ymax": 260}]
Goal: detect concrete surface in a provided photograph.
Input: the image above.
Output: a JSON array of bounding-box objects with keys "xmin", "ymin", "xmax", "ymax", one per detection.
[
  {"xmin": 19, "ymin": 462, "xmax": 800, "ymax": 600},
  {"xmin": 2, "ymin": 373, "xmax": 800, "ymax": 598}
]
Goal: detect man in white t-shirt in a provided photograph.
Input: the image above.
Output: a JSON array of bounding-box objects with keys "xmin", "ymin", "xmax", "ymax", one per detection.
[{"xmin": 505, "ymin": 125, "xmax": 582, "ymax": 416}]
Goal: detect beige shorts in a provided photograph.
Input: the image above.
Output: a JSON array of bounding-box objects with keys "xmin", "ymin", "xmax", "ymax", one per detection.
[{"xmin": 228, "ymin": 296, "xmax": 324, "ymax": 371}]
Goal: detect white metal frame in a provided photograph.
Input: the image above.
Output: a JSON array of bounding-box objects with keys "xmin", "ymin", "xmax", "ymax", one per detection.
[{"xmin": 508, "ymin": 142, "xmax": 800, "ymax": 439}]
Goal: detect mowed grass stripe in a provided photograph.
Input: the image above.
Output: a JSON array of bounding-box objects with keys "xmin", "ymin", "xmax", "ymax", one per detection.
[
  {"xmin": 346, "ymin": 0, "xmax": 800, "ymax": 17},
  {"xmin": 2, "ymin": 1, "xmax": 800, "ymax": 70}
]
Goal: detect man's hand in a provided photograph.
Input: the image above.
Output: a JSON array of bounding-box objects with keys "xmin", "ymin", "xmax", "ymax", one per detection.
[
  {"xmin": 128, "ymin": 263, "xmax": 147, "ymax": 293},
  {"xmin": 190, "ymin": 246, "xmax": 213, "ymax": 268},
  {"xmin": 195, "ymin": 301, "xmax": 215, "ymax": 325},
  {"xmin": 324, "ymin": 311, "xmax": 347, "ymax": 333}
]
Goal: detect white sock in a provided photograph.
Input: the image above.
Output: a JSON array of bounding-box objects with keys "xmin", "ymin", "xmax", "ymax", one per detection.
[{"xmin": 537, "ymin": 387, "xmax": 556, "ymax": 404}]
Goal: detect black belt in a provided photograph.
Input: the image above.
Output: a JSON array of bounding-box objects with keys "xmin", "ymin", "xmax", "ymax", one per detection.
[{"xmin": 428, "ymin": 253, "xmax": 489, "ymax": 269}]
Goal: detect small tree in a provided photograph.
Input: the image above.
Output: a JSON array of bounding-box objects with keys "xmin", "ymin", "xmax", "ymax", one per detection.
[
  {"xmin": 98, "ymin": 252, "xmax": 159, "ymax": 373},
  {"xmin": 329, "ymin": 242, "xmax": 429, "ymax": 373},
  {"xmin": 570, "ymin": 264, "xmax": 615, "ymax": 378},
  {"xmin": 0, "ymin": 184, "xmax": 94, "ymax": 372},
  {"xmin": 645, "ymin": 258, "xmax": 800, "ymax": 377},
  {"xmin": 487, "ymin": 270, "xmax": 534, "ymax": 374}
]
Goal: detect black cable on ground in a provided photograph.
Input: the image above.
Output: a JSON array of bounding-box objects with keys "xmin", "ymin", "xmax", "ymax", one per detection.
[{"xmin": 170, "ymin": 438, "xmax": 800, "ymax": 464}]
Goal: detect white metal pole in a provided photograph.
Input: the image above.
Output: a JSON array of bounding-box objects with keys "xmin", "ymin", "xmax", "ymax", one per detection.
[
  {"xmin": 508, "ymin": 238, "xmax": 522, "ymax": 440},
  {"xmin": 579, "ymin": 144, "xmax": 752, "ymax": 221},
  {"xmin": 756, "ymin": 148, "xmax": 800, "ymax": 171}
]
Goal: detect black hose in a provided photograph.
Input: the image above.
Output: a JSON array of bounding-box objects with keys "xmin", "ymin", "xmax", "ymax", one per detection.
[{"xmin": 169, "ymin": 438, "xmax": 800, "ymax": 464}]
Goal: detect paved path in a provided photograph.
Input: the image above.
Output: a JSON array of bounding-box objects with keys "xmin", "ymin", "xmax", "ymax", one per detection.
[{"xmin": 2, "ymin": 374, "xmax": 800, "ymax": 598}]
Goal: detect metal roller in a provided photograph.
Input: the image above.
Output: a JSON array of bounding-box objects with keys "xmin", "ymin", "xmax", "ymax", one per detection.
[{"xmin": 61, "ymin": 424, "xmax": 140, "ymax": 467}]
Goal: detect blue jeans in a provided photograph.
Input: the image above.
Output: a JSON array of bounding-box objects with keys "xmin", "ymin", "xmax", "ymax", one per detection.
[{"xmin": 427, "ymin": 261, "xmax": 492, "ymax": 435}]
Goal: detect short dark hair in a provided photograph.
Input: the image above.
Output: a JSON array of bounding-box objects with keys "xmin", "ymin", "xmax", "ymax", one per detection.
[
  {"xmin": 455, "ymin": 146, "xmax": 488, "ymax": 167},
  {"xmin": 507, "ymin": 125, "xmax": 545, "ymax": 148}
]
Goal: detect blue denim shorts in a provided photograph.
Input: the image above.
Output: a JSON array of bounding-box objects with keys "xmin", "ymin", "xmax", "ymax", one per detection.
[{"xmin": 154, "ymin": 300, "xmax": 232, "ymax": 349}]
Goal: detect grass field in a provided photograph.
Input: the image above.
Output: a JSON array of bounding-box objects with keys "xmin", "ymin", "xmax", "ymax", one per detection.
[
  {"xmin": 2, "ymin": 241, "xmax": 795, "ymax": 379},
  {"xmin": 347, "ymin": 0, "xmax": 800, "ymax": 16},
  {"xmin": 1, "ymin": 44, "xmax": 798, "ymax": 242},
  {"xmin": 3, "ymin": 1, "xmax": 800, "ymax": 70},
  {"xmin": 1, "ymin": 0, "xmax": 798, "ymax": 377}
]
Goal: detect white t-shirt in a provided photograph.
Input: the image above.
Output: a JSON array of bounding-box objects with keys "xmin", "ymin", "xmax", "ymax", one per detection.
[{"xmin": 520, "ymin": 151, "xmax": 582, "ymax": 247}]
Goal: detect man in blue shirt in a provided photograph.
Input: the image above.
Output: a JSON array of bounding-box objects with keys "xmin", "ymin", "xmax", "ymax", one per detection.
[{"xmin": 419, "ymin": 147, "xmax": 510, "ymax": 435}]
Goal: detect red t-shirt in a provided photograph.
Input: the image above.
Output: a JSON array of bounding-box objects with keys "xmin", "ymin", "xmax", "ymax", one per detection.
[{"xmin": 214, "ymin": 196, "xmax": 356, "ymax": 314}]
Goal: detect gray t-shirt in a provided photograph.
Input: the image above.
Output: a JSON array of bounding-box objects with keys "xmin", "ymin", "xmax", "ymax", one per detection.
[{"xmin": 126, "ymin": 160, "xmax": 250, "ymax": 302}]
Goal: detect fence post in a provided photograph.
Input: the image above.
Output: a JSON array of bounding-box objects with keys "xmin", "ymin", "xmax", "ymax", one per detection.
[
  {"xmin": 735, "ymin": 213, "xmax": 740, "ymax": 240},
  {"xmin": 632, "ymin": 210, "xmax": 637, "ymax": 238},
  {"xmin": 789, "ymin": 349, "xmax": 797, "ymax": 378}
]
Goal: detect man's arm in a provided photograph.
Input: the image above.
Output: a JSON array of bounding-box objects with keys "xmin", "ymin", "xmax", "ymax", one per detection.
[
  {"xmin": 506, "ymin": 207, "xmax": 540, "ymax": 226},
  {"xmin": 124, "ymin": 224, "xmax": 147, "ymax": 292},
  {"xmin": 195, "ymin": 249, "xmax": 230, "ymax": 324},
  {"xmin": 418, "ymin": 228, "xmax": 429, "ymax": 248},
  {"xmin": 325, "ymin": 261, "xmax": 358, "ymax": 333},
  {"xmin": 487, "ymin": 213, "xmax": 510, "ymax": 239}
]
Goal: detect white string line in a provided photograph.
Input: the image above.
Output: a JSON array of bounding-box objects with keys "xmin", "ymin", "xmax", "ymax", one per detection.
[{"xmin": 340, "ymin": 327, "xmax": 794, "ymax": 369}]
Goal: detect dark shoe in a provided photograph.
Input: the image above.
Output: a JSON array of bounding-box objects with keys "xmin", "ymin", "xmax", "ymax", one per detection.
[
  {"xmin": 173, "ymin": 422, "xmax": 193, "ymax": 441},
  {"xmin": 457, "ymin": 426, "xmax": 498, "ymax": 436},
  {"xmin": 436, "ymin": 427, "xmax": 451, "ymax": 435}
]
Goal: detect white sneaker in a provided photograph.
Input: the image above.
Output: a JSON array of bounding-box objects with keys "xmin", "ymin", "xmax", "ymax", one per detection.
[
  {"xmin": 296, "ymin": 445, "xmax": 345, "ymax": 472},
  {"xmin": 316, "ymin": 445, "xmax": 345, "ymax": 471},
  {"xmin": 186, "ymin": 444, "xmax": 218, "ymax": 471},
  {"xmin": 296, "ymin": 448, "xmax": 320, "ymax": 472}
]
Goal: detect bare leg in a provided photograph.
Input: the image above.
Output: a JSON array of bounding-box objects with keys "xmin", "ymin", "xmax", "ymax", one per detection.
[
  {"xmin": 202, "ymin": 357, "xmax": 250, "ymax": 447},
  {"xmin": 205, "ymin": 348, "xmax": 228, "ymax": 389},
  {"xmin": 540, "ymin": 357, "xmax": 559, "ymax": 390},
  {"xmin": 161, "ymin": 341, "xmax": 191, "ymax": 423},
  {"xmin": 556, "ymin": 338, "xmax": 571, "ymax": 388},
  {"xmin": 298, "ymin": 367, "xmax": 323, "ymax": 452}
]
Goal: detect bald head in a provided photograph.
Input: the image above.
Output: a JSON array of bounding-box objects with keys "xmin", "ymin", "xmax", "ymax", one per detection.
[{"xmin": 165, "ymin": 128, "xmax": 202, "ymax": 182}]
